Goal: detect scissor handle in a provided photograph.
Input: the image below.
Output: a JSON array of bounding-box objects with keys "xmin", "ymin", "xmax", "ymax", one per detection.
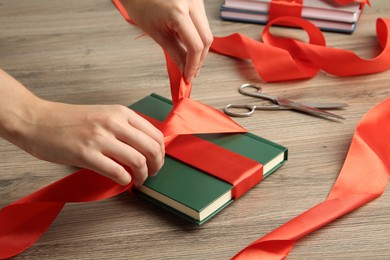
[
  {"xmin": 239, "ymin": 83, "xmax": 277, "ymax": 102},
  {"xmin": 223, "ymin": 104, "xmax": 255, "ymax": 117}
]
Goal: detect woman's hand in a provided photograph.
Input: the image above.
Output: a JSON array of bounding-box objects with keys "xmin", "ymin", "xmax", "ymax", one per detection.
[
  {"xmin": 24, "ymin": 102, "xmax": 165, "ymax": 186},
  {"xmin": 120, "ymin": 0, "xmax": 213, "ymax": 83},
  {"xmin": 0, "ymin": 70, "xmax": 164, "ymax": 186}
]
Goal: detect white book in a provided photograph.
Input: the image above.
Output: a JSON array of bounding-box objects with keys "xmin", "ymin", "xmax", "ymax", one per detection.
[{"xmin": 223, "ymin": 0, "xmax": 361, "ymax": 23}]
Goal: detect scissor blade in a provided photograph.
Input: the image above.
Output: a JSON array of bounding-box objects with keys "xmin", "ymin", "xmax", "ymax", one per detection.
[
  {"xmin": 257, "ymin": 102, "xmax": 348, "ymax": 110},
  {"xmin": 276, "ymin": 98, "xmax": 345, "ymax": 119},
  {"xmin": 301, "ymin": 102, "xmax": 348, "ymax": 109}
]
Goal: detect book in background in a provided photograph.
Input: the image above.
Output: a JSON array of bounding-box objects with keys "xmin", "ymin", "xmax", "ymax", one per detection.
[
  {"xmin": 220, "ymin": 0, "xmax": 363, "ymax": 33},
  {"xmin": 129, "ymin": 94, "xmax": 288, "ymax": 225}
]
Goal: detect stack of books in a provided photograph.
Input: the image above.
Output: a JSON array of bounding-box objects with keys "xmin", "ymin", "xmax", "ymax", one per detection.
[{"xmin": 220, "ymin": 0, "xmax": 363, "ymax": 33}]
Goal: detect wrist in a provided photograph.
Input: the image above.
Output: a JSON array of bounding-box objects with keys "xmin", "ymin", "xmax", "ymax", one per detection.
[
  {"xmin": 0, "ymin": 96, "xmax": 43, "ymax": 147},
  {"xmin": 0, "ymin": 70, "xmax": 45, "ymax": 149}
]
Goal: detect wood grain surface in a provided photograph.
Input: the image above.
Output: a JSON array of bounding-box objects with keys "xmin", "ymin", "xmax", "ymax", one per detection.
[{"xmin": 1, "ymin": 0, "xmax": 389, "ymax": 259}]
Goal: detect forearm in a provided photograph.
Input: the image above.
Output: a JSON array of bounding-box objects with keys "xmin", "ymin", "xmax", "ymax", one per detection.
[{"xmin": 0, "ymin": 69, "xmax": 42, "ymax": 147}]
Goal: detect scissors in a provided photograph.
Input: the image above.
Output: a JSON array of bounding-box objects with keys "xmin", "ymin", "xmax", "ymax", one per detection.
[{"xmin": 224, "ymin": 84, "xmax": 348, "ymax": 119}]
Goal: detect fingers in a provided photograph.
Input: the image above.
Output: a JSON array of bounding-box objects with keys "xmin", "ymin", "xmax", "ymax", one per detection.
[
  {"xmin": 121, "ymin": 0, "xmax": 212, "ymax": 82},
  {"xmin": 175, "ymin": 17, "xmax": 203, "ymax": 83},
  {"xmin": 173, "ymin": 2, "xmax": 213, "ymax": 83},
  {"xmin": 149, "ymin": 29, "xmax": 187, "ymax": 73},
  {"xmin": 116, "ymin": 110, "xmax": 165, "ymax": 186},
  {"xmin": 82, "ymin": 108, "xmax": 165, "ymax": 187},
  {"xmin": 127, "ymin": 109, "xmax": 165, "ymax": 158},
  {"xmin": 84, "ymin": 153, "xmax": 132, "ymax": 186},
  {"xmin": 102, "ymin": 136, "xmax": 159, "ymax": 187},
  {"xmin": 139, "ymin": 1, "xmax": 212, "ymax": 83},
  {"xmin": 119, "ymin": 112, "xmax": 165, "ymax": 177},
  {"xmin": 189, "ymin": 1, "xmax": 213, "ymax": 78}
]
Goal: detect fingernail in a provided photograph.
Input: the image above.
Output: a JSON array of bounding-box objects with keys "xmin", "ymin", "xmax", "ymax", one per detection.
[
  {"xmin": 185, "ymin": 75, "xmax": 193, "ymax": 84},
  {"xmin": 151, "ymin": 159, "xmax": 164, "ymax": 176},
  {"xmin": 120, "ymin": 172, "xmax": 132, "ymax": 186},
  {"xmin": 195, "ymin": 69, "xmax": 200, "ymax": 78}
]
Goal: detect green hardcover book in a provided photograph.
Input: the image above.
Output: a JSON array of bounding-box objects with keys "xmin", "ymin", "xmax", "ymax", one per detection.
[{"xmin": 129, "ymin": 94, "xmax": 288, "ymax": 225}]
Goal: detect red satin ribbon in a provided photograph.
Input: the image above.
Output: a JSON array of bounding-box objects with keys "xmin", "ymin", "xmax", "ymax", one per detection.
[
  {"xmin": 0, "ymin": 169, "xmax": 132, "ymax": 258},
  {"xmin": 139, "ymin": 113, "xmax": 264, "ymax": 199},
  {"xmin": 269, "ymin": 0, "xmax": 370, "ymax": 22},
  {"xmin": 269, "ymin": 0, "xmax": 303, "ymax": 22},
  {"xmin": 1, "ymin": 0, "xmax": 390, "ymax": 259},
  {"xmin": 0, "ymin": 53, "xmax": 252, "ymax": 258},
  {"xmin": 212, "ymin": 16, "xmax": 390, "ymax": 82},
  {"xmin": 233, "ymin": 97, "xmax": 390, "ymax": 259},
  {"xmin": 166, "ymin": 135, "xmax": 263, "ymax": 199}
]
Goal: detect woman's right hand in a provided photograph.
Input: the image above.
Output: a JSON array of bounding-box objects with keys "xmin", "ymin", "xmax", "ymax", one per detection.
[{"xmin": 120, "ymin": 0, "xmax": 213, "ymax": 83}]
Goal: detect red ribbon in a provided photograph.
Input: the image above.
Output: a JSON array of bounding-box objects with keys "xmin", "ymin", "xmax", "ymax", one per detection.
[
  {"xmin": 0, "ymin": 51, "xmax": 259, "ymax": 258},
  {"xmin": 269, "ymin": 0, "xmax": 303, "ymax": 22},
  {"xmin": 269, "ymin": 0, "xmax": 370, "ymax": 22},
  {"xmin": 233, "ymin": 97, "xmax": 390, "ymax": 259},
  {"xmin": 1, "ymin": 0, "xmax": 390, "ymax": 259},
  {"xmin": 0, "ymin": 169, "xmax": 132, "ymax": 258},
  {"xmin": 212, "ymin": 16, "xmax": 390, "ymax": 82},
  {"xmin": 140, "ymin": 113, "xmax": 264, "ymax": 199},
  {"xmin": 166, "ymin": 135, "xmax": 263, "ymax": 199}
]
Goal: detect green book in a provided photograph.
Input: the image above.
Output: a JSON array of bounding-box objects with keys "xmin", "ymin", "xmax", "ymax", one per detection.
[{"xmin": 129, "ymin": 94, "xmax": 288, "ymax": 225}]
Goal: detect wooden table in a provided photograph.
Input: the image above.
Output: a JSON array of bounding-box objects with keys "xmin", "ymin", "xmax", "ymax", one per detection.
[{"xmin": 1, "ymin": 1, "xmax": 389, "ymax": 259}]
